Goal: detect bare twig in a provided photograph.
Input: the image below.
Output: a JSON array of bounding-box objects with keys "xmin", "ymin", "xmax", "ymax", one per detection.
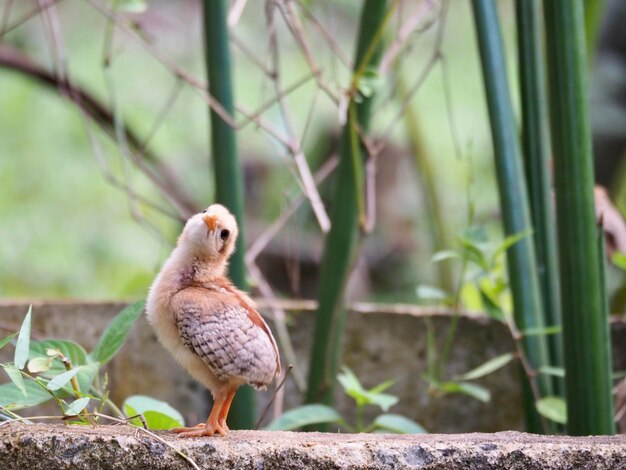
[
  {"xmin": 276, "ymin": 0, "xmax": 341, "ymax": 104},
  {"xmin": 363, "ymin": 152, "xmax": 377, "ymax": 234},
  {"xmin": 379, "ymin": 0, "xmax": 439, "ymax": 75},
  {"xmin": 0, "ymin": 0, "xmax": 66, "ymax": 36},
  {"xmin": 375, "ymin": 0, "xmax": 450, "ymax": 153},
  {"xmin": 247, "ymin": 261, "xmax": 305, "ymax": 390},
  {"xmin": 228, "ymin": 0, "xmax": 249, "ymax": 27},
  {"xmin": 92, "ymin": 413, "xmax": 201, "ymax": 470},
  {"xmin": 0, "ymin": 45, "xmax": 197, "ymax": 218},
  {"xmin": 506, "ymin": 320, "xmax": 550, "ymax": 433},
  {"xmin": 246, "ymin": 155, "xmax": 338, "ymax": 262},
  {"xmin": 138, "ymin": 79, "xmax": 184, "ymax": 154},
  {"xmin": 264, "ymin": 3, "xmax": 331, "ymax": 233},
  {"xmin": 230, "ymin": 31, "xmax": 274, "ymax": 75},
  {"xmin": 252, "ymin": 297, "xmax": 480, "ymax": 317},
  {"xmin": 255, "ymin": 365, "xmax": 293, "ymax": 429},
  {"xmin": 35, "ymin": 0, "xmax": 180, "ymax": 234},
  {"xmin": 293, "ymin": 0, "xmax": 352, "ymax": 69},
  {"xmin": 0, "ymin": 0, "xmax": 15, "ymax": 35},
  {"xmin": 439, "ymin": 54, "xmax": 463, "ymax": 160}
]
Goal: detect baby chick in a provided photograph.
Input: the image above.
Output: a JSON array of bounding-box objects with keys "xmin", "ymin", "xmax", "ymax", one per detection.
[{"xmin": 146, "ymin": 204, "xmax": 280, "ymax": 437}]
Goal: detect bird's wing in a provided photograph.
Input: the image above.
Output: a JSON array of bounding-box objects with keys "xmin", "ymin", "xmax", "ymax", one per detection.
[
  {"xmin": 245, "ymin": 306, "xmax": 282, "ymax": 377},
  {"xmin": 172, "ymin": 288, "xmax": 278, "ymax": 387}
]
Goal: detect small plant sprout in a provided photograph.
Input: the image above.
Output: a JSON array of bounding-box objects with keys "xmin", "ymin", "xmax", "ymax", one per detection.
[
  {"xmin": 0, "ymin": 303, "xmax": 184, "ymax": 430},
  {"xmin": 267, "ymin": 366, "xmax": 426, "ymax": 434}
]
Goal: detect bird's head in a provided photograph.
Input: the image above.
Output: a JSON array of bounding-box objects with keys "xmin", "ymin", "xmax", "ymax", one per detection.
[{"xmin": 178, "ymin": 204, "xmax": 239, "ymax": 262}]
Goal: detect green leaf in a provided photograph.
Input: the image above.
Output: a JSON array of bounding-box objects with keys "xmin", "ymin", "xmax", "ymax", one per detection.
[
  {"xmin": 612, "ymin": 252, "xmax": 626, "ymax": 271},
  {"xmin": 265, "ymin": 404, "xmax": 343, "ymax": 431},
  {"xmin": 2, "ymin": 365, "xmax": 26, "ymax": 396},
  {"xmin": 369, "ymin": 379, "xmax": 395, "ymax": 395},
  {"xmin": 65, "ymin": 397, "xmax": 90, "ymax": 416},
  {"xmin": 0, "ymin": 333, "xmax": 17, "ymax": 350},
  {"xmin": 492, "ymin": 230, "xmax": 532, "ymax": 264},
  {"xmin": 614, "ymin": 370, "xmax": 626, "ymax": 380},
  {"xmin": 458, "ymin": 237, "xmax": 489, "ymax": 271},
  {"xmin": 0, "ymin": 379, "xmax": 53, "ymax": 409},
  {"xmin": 462, "ymin": 225, "xmax": 489, "ymax": 244},
  {"xmin": 110, "ymin": 0, "xmax": 147, "ymax": 13},
  {"xmin": 47, "ymin": 367, "xmax": 81, "ymax": 391},
  {"xmin": 439, "ymin": 381, "xmax": 491, "ymax": 403},
  {"xmin": 337, "ymin": 367, "xmax": 366, "ymax": 398},
  {"xmin": 123, "ymin": 395, "xmax": 184, "ymax": 430},
  {"xmin": 337, "ymin": 367, "xmax": 398, "ymax": 411},
  {"xmin": 363, "ymin": 391, "xmax": 398, "ymax": 412},
  {"xmin": 90, "ymin": 301, "xmax": 145, "ymax": 366},
  {"xmin": 373, "ymin": 414, "xmax": 427, "ymax": 434},
  {"xmin": 14, "ymin": 305, "xmax": 32, "ymax": 370},
  {"xmin": 536, "ymin": 396, "xmax": 567, "ymax": 424},
  {"xmin": 29, "ymin": 340, "xmax": 88, "ymax": 378},
  {"xmin": 521, "ymin": 325, "xmax": 562, "ymax": 337},
  {"xmin": 416, "ymin": 285, "xmax": 449, "ymax": 302},
  {"xmin": 27, "ymin": 357, "xmax": 55, "ymax": 374},
  {"xmin": 538, "ymin": 366, "xmax": 565, "ymax": 378},
  {"xmin": 356, "ymin": 67, "xmax": 382, "ymax": 99},
  {"xmin": 128, "ymin": 409, "xmax": 183, "ymax": 430},
  {"xmin": 478, "ymin": 286, "xmax": 505, "ymax": 321},
  {"xmin": 75, "ymin": 362, "xmax": 99, "ymax": 394},
  {"xmin": 27, "ymin": 343, "xmax": 97, "ymax": 395},
  {"xmin": 432, "ymin": 250, "xmax": 459, "ymax": 263},
  {"xmin": 457, "ymin": 353, "xmax": 515, "ymax": 381}
]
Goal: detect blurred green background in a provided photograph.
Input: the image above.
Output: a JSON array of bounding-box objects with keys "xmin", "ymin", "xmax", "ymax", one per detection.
[{"xmin": 0, "ymin": 1, "xmax": 525, "ymax": 300}]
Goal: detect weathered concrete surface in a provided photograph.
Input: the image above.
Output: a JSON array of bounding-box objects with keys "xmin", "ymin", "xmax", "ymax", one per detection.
[{"xmin": 1, "ymin": 423, "xmax": 625, "ymax": 470}]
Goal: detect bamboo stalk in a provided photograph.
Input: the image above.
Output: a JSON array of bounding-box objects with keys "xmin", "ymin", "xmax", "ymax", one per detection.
[
  {"xmin": 305, "ymin": 0, "xmax": 389, "ymax": 411},
  {"xmin": 471, "ymin": 0, "xmax": 553, "ymax": 431},
  {"xmin": 203, "ymin": 0, "xmax": 254, "ymax": 429},
  {"xmin": 515, "ymin": 0, "xmax": 563, "ymax": 400},
  {"xmin": 544, "ymin": 0, "xmax": 615, "ymax": 435}
]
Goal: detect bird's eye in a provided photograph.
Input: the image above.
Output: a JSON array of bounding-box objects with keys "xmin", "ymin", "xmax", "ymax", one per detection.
[
  {"xmin": 202, "ymin": 210, "xmax": 207, "ymax": 213},
  {"xmin": 220, "ymin": 229, "xmax": 230, "ymax": 241}
]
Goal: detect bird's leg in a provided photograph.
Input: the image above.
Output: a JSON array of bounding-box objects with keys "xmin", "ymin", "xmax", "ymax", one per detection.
[
  {"xmin": 173, "ymin": 389, "xmax": 228, "ymax": 437},
  {"xmin": 217, "ymin": 385, "xmax": 238, "ymax": 432}
]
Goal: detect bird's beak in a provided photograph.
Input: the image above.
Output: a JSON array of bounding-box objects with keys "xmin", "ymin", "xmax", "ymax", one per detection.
[{"xmin": 202, "ymin": 215, "xmax": 218, "ymax": 231}]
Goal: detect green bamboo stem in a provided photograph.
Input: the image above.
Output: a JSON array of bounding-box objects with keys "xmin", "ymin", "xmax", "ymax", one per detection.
[
  {"xmin": 544, "ymin": 0, "xmax": 615, "ymax": 436},
  {"xmin": 305, "ymin": 0, "xmax": 389, "ymax": 411},
  {"xmin": 471, "ymin": 0, "xmax": 553, "ymax": 432},
  {"xmin": 203, "ymin": 0, "xmax": 254, "ymax": 429},
  {"xmin": 515, "ymin": 0, "xmax": 563, "ymax": 400}
]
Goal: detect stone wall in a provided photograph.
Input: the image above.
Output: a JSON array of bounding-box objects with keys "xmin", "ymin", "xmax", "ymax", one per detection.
[
  {"xmin": 1, "ymin": 301, "xmax": 625, "ymax": 432},
  {"xmin": 1, "ymin": 423, "xmax": 625, "ymax": 469}
]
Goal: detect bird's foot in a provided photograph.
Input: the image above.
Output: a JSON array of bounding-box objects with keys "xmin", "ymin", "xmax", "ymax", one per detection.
[
  {"xmin": 173, "ymin": 422, "xmax": 226, "ymax": 438},
  {"xmin": 173, "ymin": 423, "xmax": 204, "ymax": 431},
  {"xmin": 218, "ymin": 419, "xmax": 229, "ymax": 433}
]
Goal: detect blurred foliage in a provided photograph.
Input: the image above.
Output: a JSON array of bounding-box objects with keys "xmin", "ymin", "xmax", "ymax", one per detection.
[
  {"xmin": 268, "ymin": 366, "xmax": 426, "ymax": 434},
  {"xmin": 0, "ymin": 1, "xmax": 523, "ymax": 300}
]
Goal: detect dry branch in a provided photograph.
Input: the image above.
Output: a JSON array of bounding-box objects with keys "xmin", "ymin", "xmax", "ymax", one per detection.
[{"xmin": 0, "ymin": 44, "xmax": 197, "ymax": 217}]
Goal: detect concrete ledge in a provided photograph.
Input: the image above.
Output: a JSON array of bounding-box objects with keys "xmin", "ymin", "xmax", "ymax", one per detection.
[{"xmin": 1, "ymin": 423, "xmax": 625, "ymax": 469}]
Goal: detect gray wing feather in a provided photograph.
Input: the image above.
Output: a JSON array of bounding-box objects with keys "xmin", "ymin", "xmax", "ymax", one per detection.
[{"xmin": 176, "ymin": 301, "xmax": 277, "ymax": 388}]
